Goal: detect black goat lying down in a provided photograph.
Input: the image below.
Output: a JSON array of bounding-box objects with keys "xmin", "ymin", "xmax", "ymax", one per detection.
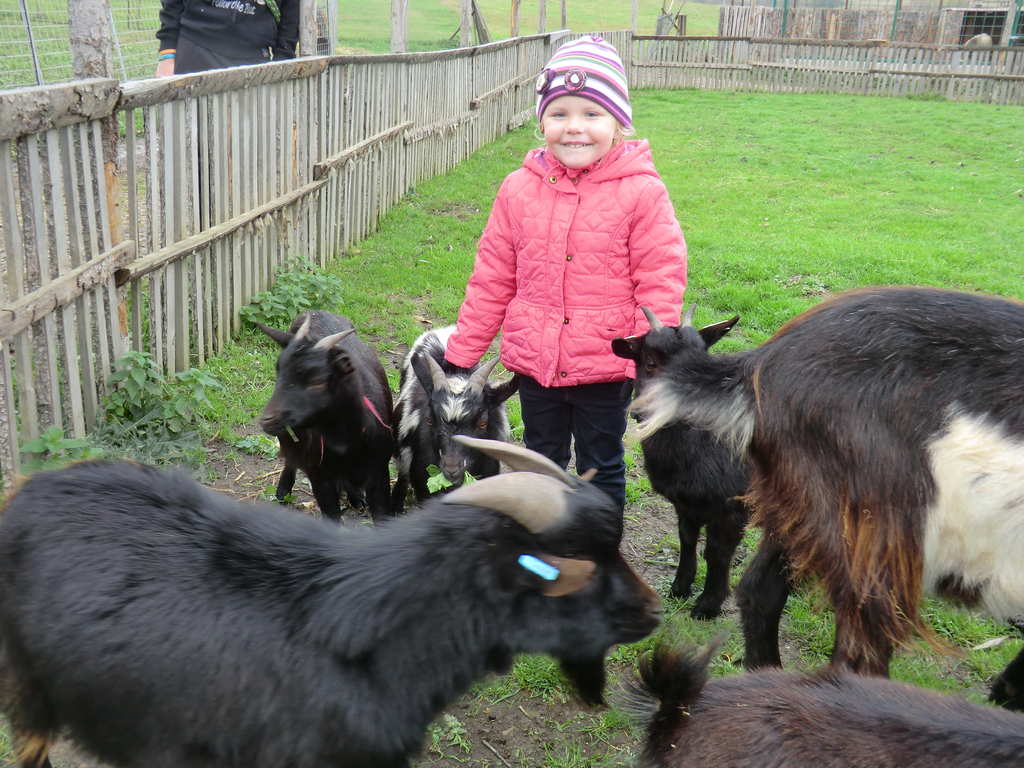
[
  {"xmin": 612, "ymin": 307, "xmax": 750, "ymax": 619},
  {"xmin": 627, "ymin": 639, "xmax": 1024, "ymax": 768},
  {"xmin": 0, "ymin": 438, "xmax": 661, "ymax": 768}
]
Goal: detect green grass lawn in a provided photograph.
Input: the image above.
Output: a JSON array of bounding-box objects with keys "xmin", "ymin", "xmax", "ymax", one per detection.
[
  {"xmin": 202, "ymin": 86, "xmax": 1022, "ymax": 728},
  {"xmin": 2, "ymin": 89, "xmax": 1022, "ymax": 766},
  {"xmin": 336, "ymin": 0, "xmax": 722, "ymax": 54}
]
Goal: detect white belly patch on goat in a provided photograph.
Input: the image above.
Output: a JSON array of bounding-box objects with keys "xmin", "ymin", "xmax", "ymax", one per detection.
[{"xmin": 923, "ymin": 410, "xmax": 1024, "ymax": 619}]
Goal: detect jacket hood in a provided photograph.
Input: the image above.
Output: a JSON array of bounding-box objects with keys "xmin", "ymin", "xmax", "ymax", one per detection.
[{"xmin": 522, "ymin": 139, "xmax": 658, "ymax": 184}]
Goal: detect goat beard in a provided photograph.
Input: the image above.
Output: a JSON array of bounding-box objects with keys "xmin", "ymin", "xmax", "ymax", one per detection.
[{"xmin": 561, "ymin": 658, "xmax": 606, "ymax": 706}]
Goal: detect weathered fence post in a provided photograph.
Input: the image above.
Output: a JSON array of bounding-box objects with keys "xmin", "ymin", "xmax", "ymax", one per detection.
[
  {"xmin": 539, "ymin": 0, "xmax": 547, "ymax": 33},
  {"xmin": 461, "ymin": 0, "xmax": 473, "ymax": 46},
  {"xmin": 560, "ymin": 0, "xmax": 567, "ymax": 29},
  {"xmin": 511, "ymin": 0, "xmax": 521, "ymax": 37},
  {"xmin": 391, "ymin": 0, "xmax": 408, "ymax": 53},
  {"xmin": 69, "ymin": 0, "xmax": 115, "ymax": 80},
  {"xmin": 69, "ymin": 0, "xmax": 126, "ymax": 342},
  {"xmin": 632, "ymin": 0, "xmax": 639, "ymax": 34},
  {"xmin": 299, "ymin": 0, "xmax": 317, "ymax": 55}
]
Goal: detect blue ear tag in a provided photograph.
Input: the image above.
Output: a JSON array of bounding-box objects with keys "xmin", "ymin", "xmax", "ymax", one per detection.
[{"xmin": 518, "ymin": 554, "xmax": 560, "ymax": 581}]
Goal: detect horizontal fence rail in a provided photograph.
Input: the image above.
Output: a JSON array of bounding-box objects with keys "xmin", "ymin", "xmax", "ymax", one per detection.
[
  {"xmin": 0, "ymin": 33, "xmax": 561, "ymax": 487},
  {"xmin": 3, "ymin": 29, "xmax": 1023, "ymax": 487},
  {"xmin": 632, "ymin": 36, "xmax": 1024, "ymax": 103}
]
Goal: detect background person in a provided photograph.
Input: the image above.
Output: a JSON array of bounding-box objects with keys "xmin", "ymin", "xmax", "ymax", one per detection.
[
  {"xmin": 156, "ymin": 0, "xmax": 299, "ymax": 76},
  {"xmin": 445, "ymin": 35, "xmax": 688, "ymax": 513}
]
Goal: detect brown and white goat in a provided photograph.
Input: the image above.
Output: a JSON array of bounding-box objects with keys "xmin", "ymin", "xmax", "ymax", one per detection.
[
  {"xmin": 627, "ymin": 639, "xmax": 1024, "ymax": 767},
  {"xmin": 633, "ymin": 287, "xmax": 1024, "ymax": 709}
]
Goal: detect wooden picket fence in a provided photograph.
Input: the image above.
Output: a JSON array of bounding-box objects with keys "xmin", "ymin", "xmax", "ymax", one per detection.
[
  {"xmin": 632, "ymin": 36, "xmax": 1024, "ymax": 104},
  {"xmin": 2, "ymin": 28, "xmax": 1023, "ymax": 488},
  {"xmin": 0, "ymin": 32, "xmax": 568, "ymax": 487}
]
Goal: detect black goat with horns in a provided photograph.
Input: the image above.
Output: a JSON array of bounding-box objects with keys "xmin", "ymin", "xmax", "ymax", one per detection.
[
  {"xmin": 612, "ymin": 306, "xmax": 750, "ymax": 619},
  {"xmin": 0, "ymin": 437, "xmax": 661, "ymax": 768}
]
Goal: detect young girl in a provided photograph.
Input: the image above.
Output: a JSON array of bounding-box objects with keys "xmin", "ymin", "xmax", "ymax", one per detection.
[{"xmin": 445, "ymin": 35, "xmax": 687, "ymax": 512}]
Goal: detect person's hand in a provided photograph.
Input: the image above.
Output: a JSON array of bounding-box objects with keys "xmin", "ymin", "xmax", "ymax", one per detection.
[{"xmin": 156, "ymin": 58, "xmax": 175, "ymax": 77}]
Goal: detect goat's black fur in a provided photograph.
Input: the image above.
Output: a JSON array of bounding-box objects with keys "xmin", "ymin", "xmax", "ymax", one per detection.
[
  {"xmin": 0, "ymin": 458, "xmax": 660, "ymax": 768},
  {"xmin": 632, "ymin": 286, "xmax": 1024, "ymax": 710},
  {"xmin": 258, "ymin": 311, "xmax": 393, "ymax": 521},
  {"xmin": 613, "ymin": 314, "xmax": 749, "ymax": 618}
]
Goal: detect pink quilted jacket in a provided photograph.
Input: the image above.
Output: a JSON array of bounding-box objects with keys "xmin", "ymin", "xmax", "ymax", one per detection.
[{"xmin": 446, "ymin": 139, "xmax": 687, "ymax": 387}]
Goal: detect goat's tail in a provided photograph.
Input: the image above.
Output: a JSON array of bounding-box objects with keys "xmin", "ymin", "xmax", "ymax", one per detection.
[{"xmin": 618, "ymin": 634, "xmax": 725, "ymax": 767}]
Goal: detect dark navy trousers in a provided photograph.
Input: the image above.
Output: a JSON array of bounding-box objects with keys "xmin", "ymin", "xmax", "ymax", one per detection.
[{"xmin": 517, "ymin": 376, "xmax": 634, "ymax": 513}]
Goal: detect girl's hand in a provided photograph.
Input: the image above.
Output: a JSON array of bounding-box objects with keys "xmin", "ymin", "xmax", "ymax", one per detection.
[{"xmin": 156, "ymin": 58, "xmax": 175, "ymax": 77}]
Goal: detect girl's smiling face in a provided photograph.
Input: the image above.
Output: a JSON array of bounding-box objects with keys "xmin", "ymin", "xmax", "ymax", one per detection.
[{"xmin": 540, "ymin": 95, "xmax": 620, "ymax": 169}]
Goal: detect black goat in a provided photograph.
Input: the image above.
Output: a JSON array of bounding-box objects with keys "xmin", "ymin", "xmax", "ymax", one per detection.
[
  {"xmin": 0, "ymin": 438, "xmax": 661, "ymax": 768},
  {"xmin": 391, "ymin": 325, "xmax": 518, "ymax": 513},
  {"xmin": 258, "ymin": 311, "xmax": 393, "ymax": 521},
  {"xmin": 612, "ymin": 307, "xmax": 750, "ymax": 618},
  {"xmin": 627, "ymin": 638, "xmax": 1024, "ymax": 768},
  {"xmin": 632, "ymin": 287, "xmax": 1024, "ymax": 709}
]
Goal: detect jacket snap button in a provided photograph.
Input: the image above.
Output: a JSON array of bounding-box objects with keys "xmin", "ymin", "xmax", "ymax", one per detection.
[
  {"xmin": 566, "ymin": 254, "xmax": 572, "ymax": 261},
  {"xmin": 560, "ymin": 371, "xmax": 567, "ymax": 377},
  {"xmin": 548, "ymin": 176, "xmax": 557, "ymax": 183},
  {"xmin": 563, "ymin": 317, "xmax": 569, "ymax": 324}
]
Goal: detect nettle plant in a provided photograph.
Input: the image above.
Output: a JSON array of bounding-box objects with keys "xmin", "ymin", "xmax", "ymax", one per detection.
[
  {"xmin": 97, "ymin": 350, "xmax": 222, "ymax": 464},
  {"xmin": 19, "ymin": 425, "xmax": 104, "ymax": 473},
  {"xmin": 240, "ymin": 257, "xmax": 345, "ymax": 330}
]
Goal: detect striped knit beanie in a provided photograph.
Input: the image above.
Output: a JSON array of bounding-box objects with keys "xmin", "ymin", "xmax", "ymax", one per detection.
[{"xmin": 535, "ymin": 35, "xmax": 631, "ymax": 129}]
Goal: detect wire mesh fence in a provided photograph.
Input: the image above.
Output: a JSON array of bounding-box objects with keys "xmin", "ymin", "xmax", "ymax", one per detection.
[{"xmin": 0, "ymin": 0, "xmax": 337, "ymax": 90}]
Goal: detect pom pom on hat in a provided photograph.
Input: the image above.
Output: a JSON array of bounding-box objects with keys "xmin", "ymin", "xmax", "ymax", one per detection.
[{"xmin": 535, "ymin": 35, "xmax": 631, "ymax": 129}]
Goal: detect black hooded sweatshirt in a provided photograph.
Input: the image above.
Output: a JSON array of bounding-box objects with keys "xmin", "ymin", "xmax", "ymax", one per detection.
[{"xmin": 157, "ymin": 0, "xmax": 299, "ymax": 66}]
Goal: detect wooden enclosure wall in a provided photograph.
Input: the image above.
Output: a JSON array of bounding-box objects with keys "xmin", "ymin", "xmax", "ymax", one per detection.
[
  {"xmin": 632, "ymin": 36, "xmax": 1024, "ymax": 103},
  {"xmin": 0, "ymin": 33, "xmax": 556, "ymax": 487},
  {"xmin": 3, "ymin": 28, "xmax": 1023, "ymax": 488}
]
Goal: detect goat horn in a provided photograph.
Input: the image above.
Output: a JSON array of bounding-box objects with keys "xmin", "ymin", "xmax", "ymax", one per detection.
[
  {"xmin": 468, "ymin": 357, "xmax": 500, "ymax": 394},
  {"xmin": 453, "ymin": 435, "xmax": 576, "ymax": 486},
  {"xmin": 641, "ymin": 306, "xmax": 664, "ymax": 331},
  {"xmin": 442, "ymin": 472, "xmax": 569, "ymax": 532},
  {"xmin": 681, "ymin": 304, "xmax": 697, "ymax": 328},
  {"xmin": 423, "ymin": 353, "xmax": 450, "ymax": 394},
  {"xmin": 294, "ymin": 314, "xmax": 312, "ymax": 342},
  {"xmin": 313, "ymin": 328, "xmax": 356, "ymax": 350}
]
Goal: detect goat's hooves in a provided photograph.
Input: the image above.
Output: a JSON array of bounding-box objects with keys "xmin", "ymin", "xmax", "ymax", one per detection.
[
  {"xmin": 989, "ymin": 677, "xmax": 1024, "ymax": 711},
  {"xmin": 669, "ymin": 583, "xmax": 693, "ymax": 599},
  {"xmin": 690, "ymin": 602, "xmax": 724, "ymax": 621}
]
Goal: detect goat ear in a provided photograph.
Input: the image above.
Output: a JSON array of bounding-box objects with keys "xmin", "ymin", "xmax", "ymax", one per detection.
[
  {"xmin": 256, "ymin": 322, "xmax": 294, "ymax": 348},
  {"xmin": 488, "ymin": 374, "xmax": 519, "ymax": 404},
  {"xmin": 540, "ymin": 556, "xmax": 597, "ymax": 597},
  {"xmin": 510, "ymin": 553, "xmax": 597, "ymax": 597},
  {"xmin": 699, "ymin": 315, "xmax": 740, "ymax": 349},
  {"xmin": 611, "ymin": 336, "xmax": 642, "ymax": 361}
]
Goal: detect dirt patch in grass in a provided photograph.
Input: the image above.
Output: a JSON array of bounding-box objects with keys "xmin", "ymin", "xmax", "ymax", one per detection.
[{"xmin": 429, "ymin": 202, "xmax": 483, "ymax": 221}]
